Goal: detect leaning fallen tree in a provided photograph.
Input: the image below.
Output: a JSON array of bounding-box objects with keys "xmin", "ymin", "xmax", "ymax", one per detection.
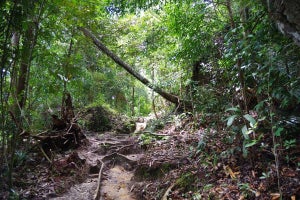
[{"xmin": 79, "ymin": 27, "xmax": 187, "ymax": 109}]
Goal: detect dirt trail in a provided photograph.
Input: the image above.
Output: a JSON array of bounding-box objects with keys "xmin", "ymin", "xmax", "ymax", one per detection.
[
  {"xmin": 51, "ymin": 132, "xmax": 142, "ymax": 200},
  {"xmin": 101, "ymin": 165, "xmax": 134, "ymax": 200}
]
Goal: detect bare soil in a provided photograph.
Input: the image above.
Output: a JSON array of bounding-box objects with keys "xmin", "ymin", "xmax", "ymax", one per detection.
[{"xmin": 48, "ymin": 132, "xmax": 141, "ymax": 200}]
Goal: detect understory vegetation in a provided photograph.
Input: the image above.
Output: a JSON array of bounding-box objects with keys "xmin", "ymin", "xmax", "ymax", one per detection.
[{"xmin": 0, "ymin": 0, "xmax": 299, "ymax": 199}]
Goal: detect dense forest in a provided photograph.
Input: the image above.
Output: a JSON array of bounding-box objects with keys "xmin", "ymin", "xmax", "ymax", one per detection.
[{"xmin": 0, "ymin": 0, "xmax": 299, "ymax": 199}]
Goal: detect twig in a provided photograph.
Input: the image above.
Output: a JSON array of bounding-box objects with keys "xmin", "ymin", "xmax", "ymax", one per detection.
[
  {"xmin": 148, "ymin": 132, "xmax": 171, "ymax": 137},
  {"xmin": 32, "ymin": 134, "xmax": 63, "ymax": 140},
  {"xmin": 66, "ymin": 123, "xmax": 78, "ymax": 144},
  {"xmin": 36, "ymin": 130, "xmax": 49, "ymax": 136},
  {"xmin": 130, "ymin": 184, "xmax": 135, "ymax": 192},
  {"xmin": 116, "ymin": 144, "xmax": 134, "ymax": 152},
  {"xmin": 94, "ymin": 159, "xmax": 104, "ymax": 200},
  {"xmin": 72, "ymin": 111, "xmax": 82, "ymax": 123},
  {"xmin": 39, "ymin": 145, "xmax": 52, "ymax": 164},
  {"xmin": 66, "ymin": 123, "xmax": 74, "ymax": 134},
  {"xmin": 161, "ymin": 182, "xmax": 176, "ymax": 200},
  {"xmin": 102, "ymin": 152, "xmax": 137, "ymax": 164}
]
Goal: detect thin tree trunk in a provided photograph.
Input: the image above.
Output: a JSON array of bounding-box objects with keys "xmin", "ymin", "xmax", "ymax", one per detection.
[
  {"xmin": 8, "ymin": 0, "xmax": 44, "ymax": 188},
  {"xmin": 131, "ymin": 86, "xmax": 135, "ymax": 116},
  {"xmin": 79, "ymin": 27, "xmax": 180, "ymax": 106},
  {"xmin": 226, "ymin": 0, "xmax": 235, "ymax": 29},
  {"xmin": 226, "ymin": 0, "xmax": 248, "ymax": 112},
  {"xmin": 0, "ymin": 0, "xmax": 17, "ymax": 168},
  {"xmin": 61, "ymin": 34, "xmax": 74, "ymax": 120},
  {"xmin": 16, "ymin": 17, "xmax": 40, "ymax": 110},
  {"xmin": 16, "ymin": 23, "xmax": 33, "ymax": 110}
]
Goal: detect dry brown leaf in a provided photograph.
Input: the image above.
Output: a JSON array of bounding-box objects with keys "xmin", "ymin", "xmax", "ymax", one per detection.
[
  {"xmin": 258, "ymin": 182, "xmax": 266, "ymax": 191},
  {"xmin": 238, "ymin": 195, "xmax": 245, "ymax": 200},
  {"xmin": 215, "ymin": 187, "xmax": 223, "ymax": 194},
  {"xmin": 223, "ymin": 165, "xmax": 239, "ymax": 179},
  {"xmin": 282, "ymin": 167, "xmax": 296, "ymax": 177},
  {"xmin": 270, "ymin": 193, "xmax": 280, "ymax": 200},
  {"xmin": 291, "ymin": 195, "xmax": 296, "ymax": 200},
  {"xmin": 255, "ymin": 191, "xmax": 261, "ymax": 197}
]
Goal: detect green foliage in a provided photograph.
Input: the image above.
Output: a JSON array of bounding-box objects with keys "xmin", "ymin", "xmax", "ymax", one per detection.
[
  {"xmin": 8, "ymin": 189, "xmax": 20, "ymax": 200},
  {"xmin": 135, "ymin": 95, "xmax": 152, "ymax": 116},
  {"xmin": 138, "ymin": 132, "xmax": 150, "ymax": 143},
  {"xmin": 83, "ymin": 106, "xmax": 113, "ymax": 132},
  {"xmin": 226, "ymin": 107, "xmax": 263, "ymax": 157},
  {"xmin": 283, "ymin": 139, "xmax": 296, "ymax": 150},
  {"xmin": 139, "ymin": 132, "xmax": 168, "ymax": 145},
  {"xmin": 238, "ymin": 183, "xmax": 255, "ymax": 198},
  {"xmin": 259, "ymin": 171, "xmax": 271, "ymax": 180},
  {"xmin": 176, "ymin": 172, "xmax": 197, "ymax": 191},
  {"xmin": 164, "ymin": 2, "xmax": 214, "ymax": 61},
  {"xmin": 13, "ymin": 150, "xmax": 27, "ymax": 167},
  {"xmin": 191, "ymin": 85, "xmax": 223, "ymax": 113}
]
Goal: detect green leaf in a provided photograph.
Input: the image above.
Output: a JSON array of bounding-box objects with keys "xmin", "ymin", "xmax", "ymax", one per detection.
[
  {"xmin": 242, "ymin": 140, "xmax": 248, "ymax": 158},
  {"xmin": 258, "ymin": 116, "xmax": 266, "ymax": 122},
  {"xmin": 241, "ymin": 125, "xmax": 249, "ymax": 140},
  {"xmin": 226, "ymin": 115, "xmax": 237, "ymax": 127},
  {"xmin": 243, "ymin": 114, "xmax": 256, "ymax": 128},
  {"xmin": 245, "ymin": 140, "xmax": 257, "ymax": 148},
  {"xmin": 275, "ymin": 127, "xmax": 284, "ymax": 136},
  {"xmin": 225, "ymin": 107, "xmax": 240, "ymax": 112},
  {"xmin": 254, "ymin": 100, "xmax": 265, "ymax": 111}
]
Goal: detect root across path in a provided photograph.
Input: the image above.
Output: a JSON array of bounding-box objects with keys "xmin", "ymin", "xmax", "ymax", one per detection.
[{"xmin": 50, "ymin": 132, "xmax": 142, "ymax": 200}]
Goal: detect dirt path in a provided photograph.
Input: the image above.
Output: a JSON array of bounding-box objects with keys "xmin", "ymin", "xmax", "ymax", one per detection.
[
  {"xmin": 51, "ymin": 132, "xmax": 142, "ymax": 200},
  {"xmin": 101, "ymin": 165, "xmax": 134, "ymax": 200}
]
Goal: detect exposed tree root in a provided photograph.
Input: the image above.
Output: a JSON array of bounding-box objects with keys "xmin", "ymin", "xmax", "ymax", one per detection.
[
  {"xmin": 161, "ymin": 182, "xmax": 176, "ymax": 200},
  {"xmin": 94, "ymin": 159, "xmax": 105, "ymax": 200},
  {"xmin": 38, "ymin": 144, "xmax": 52, "ymax": 163}
]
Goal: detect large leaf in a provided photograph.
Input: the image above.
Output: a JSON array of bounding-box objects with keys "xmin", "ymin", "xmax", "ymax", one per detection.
[
  {"xmin": 241, "ymin": 125, "xmax": 249, "ymax": 140},
  {"xmin": 243, "ymin": 114, "xmax": 256, "ymax": 128},
  {"xmin": 226, "ymin": 115, "xmax": 237, "ymax": 127},
  {"xmin": 245, "ymin": 140, "xmax": 257, "ymax": 148},
  {"xmin": 275, "ymin": 127, "xmax": 284, "ymax": 137},
  {"xmin": 225, "ymin": 107, "xmax": 241, "ymax": 112}
]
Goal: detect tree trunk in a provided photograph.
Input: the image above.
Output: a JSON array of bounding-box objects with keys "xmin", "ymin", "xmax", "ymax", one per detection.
[
  {"xmin": 131, "ymin": 86, "xmax": 135, "ymax": 116},
  {"xmin": 79, "ymin": 27, "xmax": 180, "ymax": 106},
  {"xmin": 16, "ymin": 1, "xmax": 43, "ymax": 111},
  {"xmin": 16, "ymin": 26, "xmax": 33, "ymax": 109},
  {"xmin": 225, "ymin": 0, "xmax": 249, "ymax": 113},
  {"xmin": 8, "ymin": 0, "xmax": 44, "ymax": 188}
]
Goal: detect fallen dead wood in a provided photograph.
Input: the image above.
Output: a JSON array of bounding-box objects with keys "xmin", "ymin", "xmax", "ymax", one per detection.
[
  {"xmin": 39, "ymin": 144, "xmax": 52, "ymax": 163},
  {"xmin": 99, "ymin": 140, "xmax": 122, "ymax": 146},
  {"xmin": 147, "ymin": 132, "xmax": 172, "ymax": 137},
  {"xmin": 32, "ymin": 134, "xmax": 65, "ymax": 140},
  {"xmin": 116, "ymin": 143, "xmax": 135, "ymax": 153},
  {"xmin": 31, "ymin": 127, "xmax": 86, "ymax": 162},
  {"xmin": 94, "ymin": 159, "xmax": 105, "ymax": 200},
  {"xmin": 102, "ymin": 152, "xmax": 139, "ymax": 166},
  {"xmin": 162, "ymin": 182, "xmax": 176, "ymax": 200},
  {"xmin": 79, "ymin": 27, "xmax": 191, "ymax": 109},
  {"xmin": 19, "ymin": 93, "xmax": 86, "ymax": 162}
]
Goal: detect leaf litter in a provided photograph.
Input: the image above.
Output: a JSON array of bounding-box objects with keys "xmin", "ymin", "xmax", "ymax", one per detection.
[{"xmin": 3, "ymin": 113, "xmax": 300, "ymax": 199}]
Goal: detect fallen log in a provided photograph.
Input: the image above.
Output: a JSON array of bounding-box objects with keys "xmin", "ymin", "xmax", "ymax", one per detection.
[{"xmin": 79, "ymin": 27, "xmax": 192, "ymax": 111}]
